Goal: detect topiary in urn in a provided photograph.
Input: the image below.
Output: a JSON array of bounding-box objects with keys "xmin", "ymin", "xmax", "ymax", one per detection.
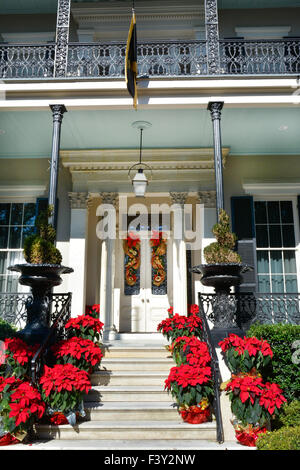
[
  {"xmin": 191, "ymin": 209, "xmax": 248, "ymax": 292},
  {"xmin": 8, "ymin": 207, "xmax": 73, "ymax": 345},
  {"xmin": 203, "ymin": 209, "xmax": 241, "ymax": 265}
]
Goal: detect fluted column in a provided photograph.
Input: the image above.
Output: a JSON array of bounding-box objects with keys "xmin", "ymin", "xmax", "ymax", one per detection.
[
  {"xmin": 208, "ymin": 101, "xmax": 225, "ymax": 221},
  {"xmin": 99, "ymin": 192, "xmax": 118, "ymax": 341},
  {"xmin": 170, "ymin": 192, "xmax": 188, "ymax": 316},
  {"xmin": 49, "ymin": 104, "xmax": 67, "ymax": 228},
  {"xmin": 68, "ymin": 192, "xmax": 89, "ymax": 316}
]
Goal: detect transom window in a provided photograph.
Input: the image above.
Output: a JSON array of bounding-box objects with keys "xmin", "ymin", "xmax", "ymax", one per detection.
[
  {"xmin": 254, "ymin": 200, "xmax": 298, "ymax": 293},
  {"xmin": 0, "ymin": 202, "xmax": 36, "ymax": 292}
]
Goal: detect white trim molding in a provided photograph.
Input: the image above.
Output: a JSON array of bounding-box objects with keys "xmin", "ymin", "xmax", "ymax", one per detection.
[
  {"xmin": 0, "ymin": 184, "xmax": 47, "ymax": 201},
  {"xmin": 243, "ymin": 179, "xmax": 300, "ymax": 197}
]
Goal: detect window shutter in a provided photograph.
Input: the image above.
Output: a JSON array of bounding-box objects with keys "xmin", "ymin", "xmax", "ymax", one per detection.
[{"xmin": 231, "ymin": 196, "xmax": 257, "ymax": 293}]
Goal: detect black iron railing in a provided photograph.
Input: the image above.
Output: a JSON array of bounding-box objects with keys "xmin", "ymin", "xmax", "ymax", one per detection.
[
  {"xmin": 0, "ymin": 292, "xmax": 72, "ymax": 330},
  {"xmin": 0, "ymin": 38, "xmax": 299, "ymax": 79},
  {"xmin": 31, "ymin": 293, "xmax": 72, "ymax": 385},
  {"xmin": 199, "ymin": 292, "xmax": 300, "ymax": 331},
  {"xmin": 198, "ymin": 293, "xmax": 224, "ymax": 444}
]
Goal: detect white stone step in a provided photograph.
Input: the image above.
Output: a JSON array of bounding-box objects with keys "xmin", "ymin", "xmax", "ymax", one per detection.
[
  {"xmin": 34, "ymin": 420, "xmax": 217, "ymax": 441},
  {"xmin": 101, "ymin": 346, "xmax": 171, "ymax": 359},
  {"xmin": 91, "ymin": 370, "xmax": 168, "ymax": 386},
  {"xmin": 0, "ymin": 439, "xmax": 250, "ymax": 450},
  {"xmin": 84, "ymin": 401, "xmax": 181, "ymax": 421},
  {"xmin": 86, "ymin": 386, "xmax": 172, "ymax": 402},
  {"xmin": 100, "ymin": 357, "xmax": 173, "ymax": 371}
]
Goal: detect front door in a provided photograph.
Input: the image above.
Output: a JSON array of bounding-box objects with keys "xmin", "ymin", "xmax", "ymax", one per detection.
[{"xmin": 117, "ymin": 235, "xmax": 173, "ymax": 332}]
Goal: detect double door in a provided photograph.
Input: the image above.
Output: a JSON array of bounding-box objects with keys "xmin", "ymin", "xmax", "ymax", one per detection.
[{"xmin": 118, "ymin": 237, "xmax": 172, "ymax": 332}]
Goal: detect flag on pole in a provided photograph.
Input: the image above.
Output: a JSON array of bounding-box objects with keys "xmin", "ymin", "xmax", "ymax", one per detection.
[{"xmin": 125, "ymin": 9, "xmax": 138, "ymax": 109}]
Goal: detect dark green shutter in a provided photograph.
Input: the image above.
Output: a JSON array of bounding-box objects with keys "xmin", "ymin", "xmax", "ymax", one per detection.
[{"xmin": 231, "ymin": 196, "xmax": 256, "ymax": 293}]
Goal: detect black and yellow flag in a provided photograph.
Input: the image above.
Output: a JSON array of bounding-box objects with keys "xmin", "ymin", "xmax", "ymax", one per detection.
[{"xmin": 125, "ymin": 9, "xmax": 137, "ymax": 109}]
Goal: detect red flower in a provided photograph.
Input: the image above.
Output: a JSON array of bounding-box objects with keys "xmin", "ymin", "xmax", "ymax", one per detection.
[
  {"xmin": 65, "ymin": 315, "xmax": 104, "ymax": 334},
  {"xmin": 165, "ymin": 364, "xmax": 212, "ymax": 390},
  {"xmin": 40, "ymin": 364, "xmax": 91, "ymax": 397},
  {"xmin": 1, "ymin": 380, "xmax": 45, "ymax": 428},
  {"xmin": 3, "ymin": 338, "xmax": 38, "ymax": 366},
  {"xmin": 259, "ymin": 382, "xmax": 287, "ymax": 415},
  {"xmin": 226, "ymin": 373, "xmax": 265, "ymax": 404},
  {"xmin": 219, "ymin": 334, "xmax": 245, "ymax": 355},
  {"xmin": 52, "ymin": 337, "xmax": 103, "ymax": 368}
]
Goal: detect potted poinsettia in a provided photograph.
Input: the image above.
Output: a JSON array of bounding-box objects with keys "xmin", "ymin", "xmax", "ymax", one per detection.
[
  {"xmin": 219, "ymin": 333, "xmax": 273, "ymax": 374},
  {"xmin": 165, "ymin": 363, "xmax": 214, "ymax": 424},
  {"xmin": 157, "ymin": 312, "xmax": 202, "ymax": 342},
  {"xmin": 169, "ymin": 336, "xmax": 211, "ymax": 368},
  {"xmin": 223, "ymin": 371, "xmax": 287, "ymax": 445},
  {"xmin": 65, "ymin": 314, "xmax": 104, "ymax": 342},
  {"xmin": 51, "ymin": 336, "xmax": 103, "ymax": 374},
  {"xmin": 0, "ymin": 376, "xmax": 45, "ymax": 445},
  {"xmin": 0, "ymin": 337, "xmax": 38, "ymax": 379},
  {"xmin": 39, "ymin": 363, "xmax": 91, "ymax": 426}
]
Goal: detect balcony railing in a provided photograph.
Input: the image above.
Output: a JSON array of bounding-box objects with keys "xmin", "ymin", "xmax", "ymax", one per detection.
[
  {"xmin": 0, "ymin": 292, "xmax": 72, "ymax": 330},
  {"xmin": 199, "ymin": 292, "xmax": 300, "ymax": 332},
  {"xmin": 0, "ymin": 38, "xmax": 299, "ymax": 80}
]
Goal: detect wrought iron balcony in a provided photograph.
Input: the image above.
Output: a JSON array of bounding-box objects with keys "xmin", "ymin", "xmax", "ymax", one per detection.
[
  {"xmin": 199, "ymin": 292, "xmax": 300, "ymax": 331},
  {"xmin": 0, "ymin": 38, "xmax": 299, "ymax": 80}
]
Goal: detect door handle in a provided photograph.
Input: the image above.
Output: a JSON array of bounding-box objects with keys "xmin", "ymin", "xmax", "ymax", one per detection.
[
  {"xmin": 141, "ymin": 299, "xmax": 145, "ymax": 303},
  {"xmin": 146, "ymin": 299, "xmax": 150, "ymax": 303}
]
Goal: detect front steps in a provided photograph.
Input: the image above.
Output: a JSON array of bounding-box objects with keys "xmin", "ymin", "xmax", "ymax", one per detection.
[{"xmin": 34, "ymin": 339, "xmax": 218, "ymax": 444}]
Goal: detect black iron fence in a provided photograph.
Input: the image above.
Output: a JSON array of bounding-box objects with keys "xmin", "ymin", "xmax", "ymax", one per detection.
[
  {"xmin": 0, "ymin": 38, "xmax": 299, "ymax": 79},
  {"xmin": 0, "ymin": 292, "xmax": 72, "ymax": 330},
  {"xmin": 199, "ymin": 292, "xmax": 300, "ymax": 332}
]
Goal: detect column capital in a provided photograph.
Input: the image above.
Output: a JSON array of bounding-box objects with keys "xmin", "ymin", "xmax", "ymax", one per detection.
[
  {"xmin": 169, "ymin": 192, "xmax": 188, "ymax": 207},
  {"xmin": 197, "ymin": 190, "xmax": 216, "ymax": 208},
  {"xmin": 68, "ymin": 192, "xmax": 89, "ymax": 209},
  {"xmin": 50, "ymin": 104, "xmax": 67, "ymax": 123},
  {"xmin": 100, "ymin": 192, "xmax": 119, "ymax": 207},
  {"xmin": 207, "ymin": 101, "xmax": 224, "ymax": 120}
]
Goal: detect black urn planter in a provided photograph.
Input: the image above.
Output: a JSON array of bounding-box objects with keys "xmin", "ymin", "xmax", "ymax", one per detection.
[
  {"xmin": 191, "ymin": 263, "xmax": 252, "ymax": 339},
  {"xmin": 7, "ymin": 264, "xmax": 73, "ymax": 345}
]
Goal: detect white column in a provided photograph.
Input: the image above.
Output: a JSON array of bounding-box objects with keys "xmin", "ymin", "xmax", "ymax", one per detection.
[
  {"xmin": 68, "ymin": 192, "xmax": 89, "ymax": 317},
  {"xmin": 170, "ymin": 192, "xmax": 188, "ymax": 316},
  {"xmin": 99, "ymin": 192, "xmax": 118, "ymax": 341}
]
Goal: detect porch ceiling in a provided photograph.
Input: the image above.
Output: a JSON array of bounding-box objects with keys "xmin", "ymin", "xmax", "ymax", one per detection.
[{"xmin": 0, "ymin": 106, "xmax": 299, "ymax": 159}]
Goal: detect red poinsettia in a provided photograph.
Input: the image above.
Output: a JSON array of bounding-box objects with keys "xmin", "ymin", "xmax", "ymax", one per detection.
[
  {"xmin": 165, "ymin": 363, "xmax": 213, "ymax": 408},
  {"xmin": 170, "ymin": 336, "xmax": 211, "ymax": 367},
  {"xmin": 65, "ymin": 314, "xmax": 104, "ymax": 341},
  {"xmin": 52, "ymin": 337, "xmax": 103, "ymax": 372},
  {"xmin": 259, "ymin": 382, "xmax": 287, "ymax": 416},
  {"xmin": 0, "ymin": 377, "xmax": 45, "ymax": 434},
  {"xmin": 219, "ymin": 334, "xmax": 273, "ymax": 374},
  {"xmin": 85, "ymin": 304, "xmax": 100, "ymax": 318},
  {"xmin": 0, "ymin": 338, "xmax": 39, "ymax": 378},
  {"xmin": 225, "ymin": 372, "xmax": 286, "ymax": 427},
  {"xmin": 39, "ymin": 364, "xmax": 91, "ymax": 421},
  {"xmin": 157, "ymin": 312, "xmax": 202, "ymax": 341}
]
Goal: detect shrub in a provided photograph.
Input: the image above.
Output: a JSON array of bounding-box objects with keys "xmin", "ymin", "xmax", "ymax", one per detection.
[
  {"xmin": 278, "ymin": 400, "xmax": 300, "ymax": 428},
  {"xmin": 0, "ymin": 318, "xmax": 17, "ymax": 342},
  {"xmin": 246, "ymin": 323, "xmax": 300, "ymax": 402},
  {"xmin": 256, "ymin": 425, "xmax": 300, "ymax": 450}
]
